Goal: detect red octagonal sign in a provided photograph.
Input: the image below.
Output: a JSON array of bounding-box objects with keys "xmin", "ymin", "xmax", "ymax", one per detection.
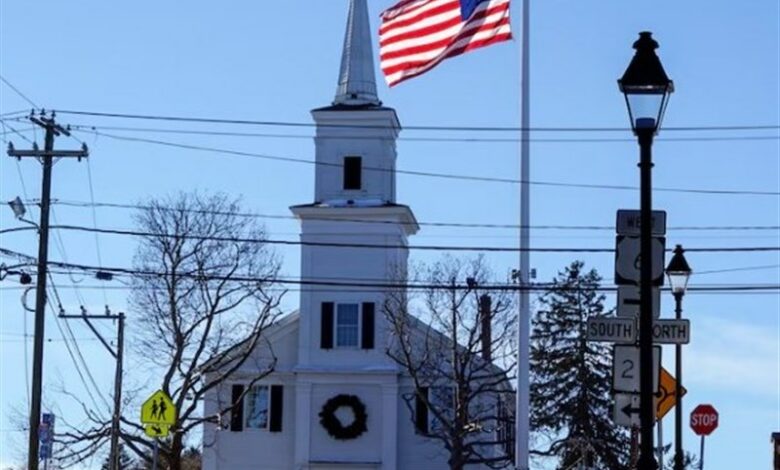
[{"xmin": 690, "ymin": 404, "xmax": 719, "ymax": 436}]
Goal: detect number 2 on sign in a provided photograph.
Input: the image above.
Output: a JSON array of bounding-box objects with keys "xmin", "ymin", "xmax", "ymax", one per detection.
[{"xmin": 621, "ymin": 359, "xmax": 635, "ymax": 379}]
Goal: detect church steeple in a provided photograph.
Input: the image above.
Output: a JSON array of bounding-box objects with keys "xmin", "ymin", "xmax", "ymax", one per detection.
[{"xmin": 333, "ymin": 0, "xmax": 381, "ymax": 106}]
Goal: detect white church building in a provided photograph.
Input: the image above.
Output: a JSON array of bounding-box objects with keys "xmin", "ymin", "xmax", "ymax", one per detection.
[{"xmin": 202, "ymin": 2, "xmax": 512, "ymax": 469}]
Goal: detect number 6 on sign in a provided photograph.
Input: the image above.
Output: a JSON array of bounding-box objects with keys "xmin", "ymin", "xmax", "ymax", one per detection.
[{"xmin": 612, "ymin": 345, "xmax": 661, "ymax": 393}]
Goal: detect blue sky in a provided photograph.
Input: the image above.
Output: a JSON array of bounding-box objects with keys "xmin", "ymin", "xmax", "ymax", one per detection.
[{"xmin": 1, "ymin": 1, "xmax": 778, "ymax": 468}]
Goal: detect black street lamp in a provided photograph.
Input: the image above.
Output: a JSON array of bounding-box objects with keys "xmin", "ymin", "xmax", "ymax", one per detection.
[
  {"xmin": 666, "ymin": 245, "xmax": 692, "ymax": 470},
  {"xmin": 619, "ymin": 31, "xmax": 674, "ymax": 470}
]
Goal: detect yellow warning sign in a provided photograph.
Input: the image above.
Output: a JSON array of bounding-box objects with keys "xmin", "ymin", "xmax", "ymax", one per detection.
[
  {"xmin": 141, "ymin": 390, "xmax": 176, "ymax": 426},
  {"xmin": 144, "ymin": 424, "xmax": 170, "ymax": 438},
  {"xmin": 656, "ymin": 367, "xmax": 686, "ymax": 421}
]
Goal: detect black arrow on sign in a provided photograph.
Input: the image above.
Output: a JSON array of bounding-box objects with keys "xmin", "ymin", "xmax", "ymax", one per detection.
[
  {"xmin": 621, "ymin": 403, "xmax": 641, "ymax": 417},
  {"xmin": 152, "ymin": 425, "xmax": 162, "ymax": 435}
]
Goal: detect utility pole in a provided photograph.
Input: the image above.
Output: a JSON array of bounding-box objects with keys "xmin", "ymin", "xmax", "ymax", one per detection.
[
  {"xmin": 7, "ymin": 111, "xmax": 88, "ymax": 470},
  {"xmin": 60, "ymin": 308, "xmax": 125, "ymax": 470}
]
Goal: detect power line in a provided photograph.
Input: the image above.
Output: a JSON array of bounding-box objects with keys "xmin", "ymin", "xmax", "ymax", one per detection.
[
  {"xmin": 39, "ymin": 260, "xmax": 780, "ymax": 293},
  {"xmin": 60, "ymin": 122, "xmax": 780, "ymax": 144},
  {"xmin": 0, "ymin": 75, "xmax": 40, "ymax": 109},
  {"xmin": 53, "ymin": 108, "xmax": 780, "ymax": 133},
  {"xmin": 69, "ymin": 130, "xmax": 780, "ymax": 197},
  {"xmin": 44, "ymin": 199, "xmax": 780, "ymax": 232},
  {"xmin": 6, "ymin": 225, "xmax": 780, "ymax": 254}
]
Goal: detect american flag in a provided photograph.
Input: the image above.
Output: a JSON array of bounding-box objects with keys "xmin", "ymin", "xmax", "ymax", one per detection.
[{"xmin": 379, "ymin": 0, "xmax": 512, "ymax": 87}]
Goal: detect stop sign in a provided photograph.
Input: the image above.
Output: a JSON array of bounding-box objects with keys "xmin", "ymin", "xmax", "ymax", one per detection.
[{"xmin": 690, "ymin": 404, "xmax": 719, "ymax": 436}]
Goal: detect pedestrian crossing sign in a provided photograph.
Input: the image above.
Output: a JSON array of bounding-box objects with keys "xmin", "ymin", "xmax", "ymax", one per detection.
[
  {"xmin": 141, "ymin": 390, "xmax": 176, "ymax": 426},
  {"xmin": 144, "ymin": 424, "xmax": 170, "ymax": 438}
]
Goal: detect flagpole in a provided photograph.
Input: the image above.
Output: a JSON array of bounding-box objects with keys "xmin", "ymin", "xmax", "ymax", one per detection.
[{"xmin": 516, "ymin": 0, "xmax": 531, "ymax": 469}]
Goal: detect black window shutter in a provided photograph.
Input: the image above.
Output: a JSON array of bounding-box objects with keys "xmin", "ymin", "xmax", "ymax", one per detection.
[
  {"xmin": 321, "ymin": 302, "xmax": 334, "ymax": 349},
  {"xmin": 344, "ymin": 156, "xmax": 362, "ymax": 190},
  {"xmin": 269, "ymin": 385, "xmax": 283, "ymax": 432},
  {"xmin": 415, "ymin": 387, "xmax": 429, "ymax": 434},
  {"xmin": 230, "ymin": 384, "xmax": 245, "ymax": 432},
  {"xmin": 361, "ymin": 302, "xmax": 375, "ymax": 349}
]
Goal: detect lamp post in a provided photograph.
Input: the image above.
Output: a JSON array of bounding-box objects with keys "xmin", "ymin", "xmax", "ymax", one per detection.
[
  {"xmin": 666, "ymin": 245, "xmax": 692, "ymax": 470},
  {"xmin": 618, "ymin": 31, "xmax": 674, "ymax": 470}
]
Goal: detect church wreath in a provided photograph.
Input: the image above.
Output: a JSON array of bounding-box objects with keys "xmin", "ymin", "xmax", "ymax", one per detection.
[{"xmin": 318, "ymin": 394, "xmax": 368, "ymax": 440}]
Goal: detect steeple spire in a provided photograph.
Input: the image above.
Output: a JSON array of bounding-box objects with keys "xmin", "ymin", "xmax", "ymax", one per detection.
[{"xmin": 334, "ymin": 0, "xmax": 381, "ymax": 106}]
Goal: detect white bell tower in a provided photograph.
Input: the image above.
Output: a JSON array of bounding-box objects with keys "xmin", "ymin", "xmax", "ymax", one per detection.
[{"xmin": 290, "ymin": 0, "xmax": 418, "ymax": 368}]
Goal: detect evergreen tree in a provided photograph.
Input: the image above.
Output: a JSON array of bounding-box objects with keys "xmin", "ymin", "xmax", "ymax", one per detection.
[{"xmin": 530, "ymin": 261, "xmax": 630, "ymax": 469}]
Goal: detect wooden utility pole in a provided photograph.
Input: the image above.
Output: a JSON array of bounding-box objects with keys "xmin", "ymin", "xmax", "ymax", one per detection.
[
  {"xmin": 60, "ymin": 309, "xmax": 125, "ymax": 470},
  {"xmin": 7, "ymin": 112, "xmax": 88, "ymax": 470}
]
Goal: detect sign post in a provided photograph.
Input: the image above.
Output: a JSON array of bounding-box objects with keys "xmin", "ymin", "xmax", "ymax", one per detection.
[
  {"xmin": 690, "ymin": 404, "xmax": 719, "ymax": 469},
  {"xmin": 141, "ymin": 390, "xmax": 176, "ymax": 470}
]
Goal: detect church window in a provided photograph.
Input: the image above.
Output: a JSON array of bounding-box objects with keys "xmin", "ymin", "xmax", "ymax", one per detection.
[
  {"xmin": 321, "ymin": 302, "xmax": 375, "ymax": 349},
  {"xmin": 429, "ymin": 386, "xmax": 455, "ymax": 433},
  {"xmin": 242, "ymin": 384, "xmax": 284, "ymax": 432},
  {"xmin": 343, "ymin": 156, "xmax": 362, "ymax": 190},
  {"xmin": 336, "ymin": 303, "xmax": 360, "ymax": 347},
  {"xmin": 414, "ymin": 386, "xmax": 455, "ymax": 434},
  {"xmin": 245, "ymin": 385, "xmax": 269, "ymax": 429}
]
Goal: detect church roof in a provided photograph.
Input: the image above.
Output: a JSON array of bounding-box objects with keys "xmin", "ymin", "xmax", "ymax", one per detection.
[{"xmin": 333, "ymin": 0, "xmax": 382, "ymax": 107}]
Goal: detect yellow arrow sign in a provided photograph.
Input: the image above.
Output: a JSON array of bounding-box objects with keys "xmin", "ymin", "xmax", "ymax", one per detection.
[
  {"xmin": 141, "ymin": 390, "xmax": 176, "ymax": 426},
  {"xmin": 656, "ymin": 367, "xmax": 687, "ymax": 421},
  {"xmin": 144, "ymin": 424, "xmax": 170, "ymax": 438}
]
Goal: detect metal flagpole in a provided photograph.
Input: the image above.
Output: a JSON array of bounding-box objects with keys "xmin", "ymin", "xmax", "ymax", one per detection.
[{"xmin": 516, "ymin": 0, "xmax": 531, "ymax": 468}]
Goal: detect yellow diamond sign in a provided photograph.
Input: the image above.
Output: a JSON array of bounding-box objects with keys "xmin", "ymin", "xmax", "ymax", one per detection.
[
  {"xmin": 141, "ymin": 390, "xmax": 176, "ymax": 426},
  {"xmin": 656, "ymin": 367, "xmax": 687, "ymax": 421}
]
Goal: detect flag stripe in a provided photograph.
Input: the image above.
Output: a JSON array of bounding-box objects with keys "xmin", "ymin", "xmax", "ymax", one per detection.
[
  {"xmin": 380, "ymin": 7, "xmax": 510, "ymax": 59},
  {"xmin": 380, "ymin": 0, "xmax": 511, "ymax": 87},
  {"xmin": 382, "ymin": 19, "xmax": 511, "ymax": 74}
]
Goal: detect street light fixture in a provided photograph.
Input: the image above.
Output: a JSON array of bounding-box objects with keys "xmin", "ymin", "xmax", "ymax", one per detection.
[
  {"xmin": 619, "ymin": 31, "xmax": 674, "ymax": 470},
  {"xmin": 619, "ymin": 31, "xmax": 674, "ymax": 134},
  {"xmin": 666, "ymin": 245, "xmax": 692, "ymax": 294},
  {"xmin": 666, "ymin": 245, "xmax": 692, "ymax": 470}
]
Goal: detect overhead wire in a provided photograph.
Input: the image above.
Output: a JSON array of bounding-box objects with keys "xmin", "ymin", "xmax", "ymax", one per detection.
[
  {"xmin": 53, "ymin": 108, "xmax": 780, "ymax": 133},
  {"xmin": 43, "ymin": 199, "xmax": 780, "ymax": 232},
  {"xmin": 32, "ymin": 224, "xmax": 780, "ymax": 253},
  {"xmin": 69, "ymin": 129, "xmax": 780, "ymax": 197},
  {"xmin": 61, "ymin": 122, "xmax": 780, "ymax": 144},
  {"xmin": 44, "ymin": 281, "xmax": 105, "ymax": 415},
  {"xmin": 0, "ymin": 75, "xmax": 40, "ymax": 109},
  {"xmin": 1, "ymin": 246, "xmax": 777, "ymax": 293}
]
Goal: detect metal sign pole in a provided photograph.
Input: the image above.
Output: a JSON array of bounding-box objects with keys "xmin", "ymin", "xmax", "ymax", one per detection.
[
  {"xmin": 152, "ymin": 438, "xmax": 159, "ymax": 470},
  {"xmin": 699, "ymin": 436, "xmax": 705, "ymax": 470},
  {"xmin": 657, "ymin": 419, "xmax": 664, "ymax": 466}
]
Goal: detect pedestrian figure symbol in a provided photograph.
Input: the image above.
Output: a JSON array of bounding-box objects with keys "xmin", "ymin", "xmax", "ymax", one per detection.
[{"xmin": 141, "ymin": 390, "xmax": 176, "ymax": 426}]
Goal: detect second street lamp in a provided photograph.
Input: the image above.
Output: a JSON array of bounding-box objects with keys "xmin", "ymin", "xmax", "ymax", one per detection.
[
  {"xmin": 618, "ymin": 31, "xmax": 674, "ymax": 470},
  {"xmin": 666, "ymin": 245, "xmax": 692, "ymax": 470}
]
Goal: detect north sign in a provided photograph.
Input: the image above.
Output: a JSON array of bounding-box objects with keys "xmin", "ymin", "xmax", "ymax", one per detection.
[
  {"xmin": 651, "ymin": 319, "xmax": 690, "ymax": 344},
  {"xmin": 586, "ymin": 317, "xmax": 636, "ymax": 343},
  {"xmin": 614, "ymin": 235, "xmax": 666, "ymax": 286},
  {"xmin": 616, "ymin": 209, "xmax": 667, "ymax": 236},
  {"xmin": 612, "ymin": 345, "xmax": 661, "ymax": 394}
]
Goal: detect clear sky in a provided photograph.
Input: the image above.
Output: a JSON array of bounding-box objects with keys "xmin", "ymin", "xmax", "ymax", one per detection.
[{"xmin": 1, "ymin": 1, "xmax": 778, "ymax": 468}]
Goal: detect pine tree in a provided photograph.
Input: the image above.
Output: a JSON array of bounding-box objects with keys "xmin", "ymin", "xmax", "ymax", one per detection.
[{"xmin": 530, "ymin": 261, "xmax": 630, "ymax": 469}]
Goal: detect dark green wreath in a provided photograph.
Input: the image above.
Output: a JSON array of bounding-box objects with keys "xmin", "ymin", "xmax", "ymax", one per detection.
[{"xmin": 318, "ymin": 394, "xmax": 368, "ymax": 440}]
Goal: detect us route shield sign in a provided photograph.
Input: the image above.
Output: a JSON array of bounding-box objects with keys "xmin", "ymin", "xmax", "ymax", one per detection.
[{"xmin": 141, "ymin": 390, "xmax": 176, "ymax": 426}]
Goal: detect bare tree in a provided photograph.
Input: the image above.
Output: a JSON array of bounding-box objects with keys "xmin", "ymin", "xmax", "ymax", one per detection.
[
  {"xmin": 384, "ymin": 256, "xmax": 517, "ymax": 470},
  {"xmin": 57, "ymin": 192, "xmax": 284, "ymax": 470}
]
